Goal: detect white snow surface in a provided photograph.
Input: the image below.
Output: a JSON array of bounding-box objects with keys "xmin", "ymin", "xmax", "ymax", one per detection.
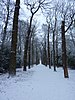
[{"xmin": 0, "ymin": 64, "xmax": 75, "ymax": 100}]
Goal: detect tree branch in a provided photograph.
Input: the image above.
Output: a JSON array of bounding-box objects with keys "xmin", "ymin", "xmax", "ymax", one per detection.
[{"xmin": 65, "ymin": 13, "xmax": 75, "ymax": 33}]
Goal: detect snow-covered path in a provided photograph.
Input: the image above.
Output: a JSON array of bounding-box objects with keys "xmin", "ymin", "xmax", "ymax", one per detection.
[{"xmin": 0, "ymin": 64, "xmax": 75, "ymax": 100}]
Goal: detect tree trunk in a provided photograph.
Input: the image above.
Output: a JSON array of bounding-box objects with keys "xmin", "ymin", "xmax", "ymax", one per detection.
[
  {"xmin": 44, "ymin": 36, "xmax": 47, "ymax": 66},
  {"xmin": 51, "ymin": 51, "xmax": 53, "ymax": 66},
  {"xmin": 36, "ymin": 41, "xmax": 38, "ymax": 65},
  {"xmin": 61, "ymin": 21, "xmax": 69, "ymax": 78},
  {"xmin": 9, "ymin": 0, "xmax": 20, "ymax": 76},
  {"xmin": 53, "ymin": 30, "xmax": 56, "ymax": 71},
  {"xmin": 23, "ymin": 36, "xmax": 29, "ymax": 71},
  {"xmin": 36, "ymin": 48, "xmax": 38, "ymax": 65},
  {"xmin": 28, "ymin": 37, "xmax": 31, "ymax": 69},
  {"xmin": 32, "ymin": 35, "xmax": 34, "ymax": 66},
  {"xmin": 56, "ymin": 30, "xmax": 58, "ymax": 67},
  {"xmin": 47, "ymin": 24, "xmax": 51, "ymax": 68}
]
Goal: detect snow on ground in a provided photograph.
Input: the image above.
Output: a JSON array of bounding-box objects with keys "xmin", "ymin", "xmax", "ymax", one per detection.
[{"xmin": 0, "ymin": 64, "xmax": 75, "ymax": 100}]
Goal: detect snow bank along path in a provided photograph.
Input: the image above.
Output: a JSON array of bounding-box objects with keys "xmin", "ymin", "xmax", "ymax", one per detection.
[{"xmin": 0, "ymin": 64, "xmax": 75, "ymax": 100}]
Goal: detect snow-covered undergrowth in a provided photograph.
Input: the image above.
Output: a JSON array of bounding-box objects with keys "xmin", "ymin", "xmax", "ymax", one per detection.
[{"xmin": 0, "ymin": 64, "xmax": 75, "ymax": 100}]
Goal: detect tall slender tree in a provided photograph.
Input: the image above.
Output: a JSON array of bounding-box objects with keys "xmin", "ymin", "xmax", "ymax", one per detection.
[
  {"xmin": 9, "ymin": 0, "xmax": 20, "ymax": 76},
  {"xmin": 53, "ymin": 10, "xmax": 57, "ymax": 71},
  {"xmin": 23, "ymin": 0, "xmax": 46, "ymax": 71},
  {"xmin": 46, "ymin": 17, "xmax": 51, "ymax": 68},
  {"xmin": 60, "ymin": 1, "xmax": 75, "ymax": 78}
]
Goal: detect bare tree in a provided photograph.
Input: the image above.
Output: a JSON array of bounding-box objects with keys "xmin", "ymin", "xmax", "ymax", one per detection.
[{"xmin": 60, "ymin": 1, "xmax": 75, "ymax": 78}]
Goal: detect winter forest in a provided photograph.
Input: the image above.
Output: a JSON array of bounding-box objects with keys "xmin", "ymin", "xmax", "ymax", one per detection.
[{"xmin": 0, "ymin": 0, "xmax": 75, "ymax": 100}]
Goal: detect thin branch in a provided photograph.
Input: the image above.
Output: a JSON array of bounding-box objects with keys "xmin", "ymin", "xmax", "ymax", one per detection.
[{"xmin": 65, "ymin": 13, "xmax": 75, "ymax": 33}]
